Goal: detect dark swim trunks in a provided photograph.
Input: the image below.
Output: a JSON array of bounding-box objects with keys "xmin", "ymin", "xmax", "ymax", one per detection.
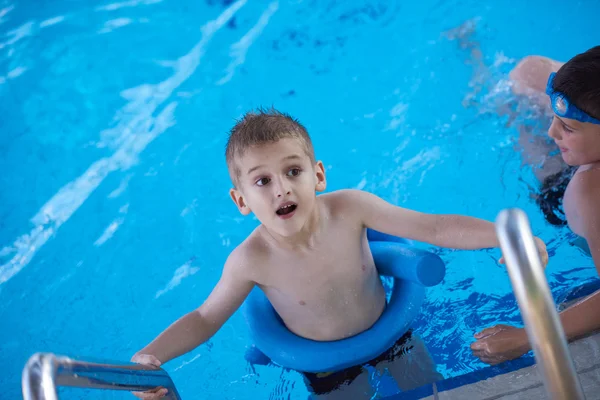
[{"xmin": 301, "ymin": 329, "xmax": 414, "ymax": 395}]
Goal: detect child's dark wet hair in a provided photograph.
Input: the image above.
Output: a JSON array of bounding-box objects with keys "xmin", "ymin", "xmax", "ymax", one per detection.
[
  {"xmin": 536, "ymin": 166, "xmax": 577, "ymax": 226},
  {"xmin": 553, "ymin": 46, "xmax": 600, "ymax": 120},
  {"xmin": 225, "ymin": 107, "xmax": 315, "ymax": 186}
]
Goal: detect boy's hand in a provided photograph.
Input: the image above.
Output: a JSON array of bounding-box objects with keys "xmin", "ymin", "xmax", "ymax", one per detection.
[
  {"xmin": 470, "ymin": 324, "xmax": 530, "ymax": 365},
  {"xmin": 534, "ymin": 237, "xmax": 549, "ymax": 268},
  {"xmin": 131, "ymin": 354, "xmax": 168, "ymax": 399},
  {"xmin": 132, "ymin": 387, "xmax": 168, "ymax": 399},
  {"xmin": 499, "ymin": 237, "xmax": 548, "ymax": 269}
]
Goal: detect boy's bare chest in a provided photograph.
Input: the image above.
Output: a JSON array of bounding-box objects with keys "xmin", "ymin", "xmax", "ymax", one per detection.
[{"xmin": 260, "ymin": 231, "xmax": 376, "ymax": 299}]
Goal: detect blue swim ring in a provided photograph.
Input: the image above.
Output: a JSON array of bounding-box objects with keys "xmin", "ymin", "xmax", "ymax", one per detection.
[{"xmin": 243, "ymin": 229, "xmax": 445, "ymax": 373}]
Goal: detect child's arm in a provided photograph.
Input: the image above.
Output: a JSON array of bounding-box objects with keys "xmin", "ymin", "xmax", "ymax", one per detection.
[
  {"xmin": 344, "ymin": 189, "xmax": 498, "ymax": 248},
  {"xmin": 343, "ymin": 189, "xmax": 547, "ymax": 261},
  {"xmin": 132, "ymin": 249, "xmax": 255, "ymax": 365},
  {"xmin": 471, "ymin": 290, "xmax": 600, "ymax": 365},
  {"xmin": 471, "ymin": 176, "xmax": 600, "ymax": 365}
]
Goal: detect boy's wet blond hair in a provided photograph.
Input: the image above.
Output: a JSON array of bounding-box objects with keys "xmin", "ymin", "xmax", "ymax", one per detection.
[{"xmin": 225, "ymin": 107, "xmax": 315, "ymax": 187}]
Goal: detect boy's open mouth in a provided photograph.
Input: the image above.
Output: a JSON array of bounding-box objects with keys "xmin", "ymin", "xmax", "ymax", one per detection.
[{"xmin": 276, "ymin": 202, "xmax": 297, "ymax": 216}]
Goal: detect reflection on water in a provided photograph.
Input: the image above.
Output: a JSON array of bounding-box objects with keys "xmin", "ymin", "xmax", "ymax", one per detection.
[{"xmin": 1, "ymin": 0, "xmax": 599, "ymax": 398}]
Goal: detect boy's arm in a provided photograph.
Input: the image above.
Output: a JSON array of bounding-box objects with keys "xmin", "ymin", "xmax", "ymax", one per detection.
[
  {"xmin": 471, "ymin": 177, "xmax": 600, "ymax": 365},
  {"xmin": 558, "ymin": 290, "xmax": 600, "ymax": 342},
  {"xmin": 343, "ymin": 189, "xmax": 499, "ymax": 249},
  {"xmin": 471, "ymin": 290, "xmax": 600, "ymax": 365},
  {"xmin": 132, "ymin": 249, "xmax": 255, "ymax": 365},
  {"xmin": 343, "ymin": 189, "xmax": 548, "ymax": 264}
]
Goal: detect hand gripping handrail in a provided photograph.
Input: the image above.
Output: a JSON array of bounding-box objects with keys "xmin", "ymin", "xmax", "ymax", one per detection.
[{"xmin": 22, "ymin": 353, "xmax": 181, "ymax": 399}]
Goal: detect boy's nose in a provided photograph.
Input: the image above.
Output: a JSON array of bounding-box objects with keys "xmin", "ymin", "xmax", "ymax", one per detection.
[
  {"xmin": 276, "ymin": 184, "xmax": 291, "ymax": 197},
  {"xmin": 274, "ymin": 179, "xmax": 291, "ymax": 197},
  {"xmin": 548, "ymin": 118, "xmax": 562, "ymax": 141}
]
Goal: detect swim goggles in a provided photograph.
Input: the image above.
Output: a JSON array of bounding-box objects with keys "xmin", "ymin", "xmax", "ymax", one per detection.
[{"xmin": 545, "ymin": 72, "xmax": 600, "ymax": 125}]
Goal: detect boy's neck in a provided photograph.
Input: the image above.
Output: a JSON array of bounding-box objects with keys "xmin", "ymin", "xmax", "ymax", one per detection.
[{"xmin": 263, "ymin": 197, "xmax": 323, "ymax": 251}]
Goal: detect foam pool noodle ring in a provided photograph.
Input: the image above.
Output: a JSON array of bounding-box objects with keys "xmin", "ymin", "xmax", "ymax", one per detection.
[{"xmin": 243, "ymin": 229, "xmax": 445, "ymax": 373}]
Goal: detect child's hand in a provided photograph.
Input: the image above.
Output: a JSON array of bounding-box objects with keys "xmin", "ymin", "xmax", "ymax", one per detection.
[
  {"xmin": 130, "ymin": 354, "xmax": 168, "ymax": 399},
  {"xmin": 132, "ymin": 387, "xmax": 168, "ymax": 399},
  {"xmin": 470, "ymin": 324, "xmax": 530, "ymax": 365},
  {"xmin": 498, "ymin": 237, "xmax": 548, "ymax": 269},
  {"xmin": 534, "ymin": 237, "xmax": 549, "ymax": 268}
]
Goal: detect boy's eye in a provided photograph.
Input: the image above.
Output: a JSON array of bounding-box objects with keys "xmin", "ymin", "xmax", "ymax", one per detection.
[
  {"xmin": 557, "ymin": 119, "xmax": 574, "ymax": 133},
  {"xmin": 256, "ymin": 177, "xmax": 270, "ymax": 186},
  {"xmin": 287, "ymin": 168, "xmax": 301, "ymax": 177},
  {"xmin": 562, "ymin": 124, "xmax": 573, "ymax": 133}
]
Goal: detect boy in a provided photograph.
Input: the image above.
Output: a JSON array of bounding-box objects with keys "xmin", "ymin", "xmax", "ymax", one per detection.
[
  {"xmin": 131, "ymin": 109, "xmax": 548, "ymax": 398},
  {"xmin": 471, "ymin": 46, "xmax": 600, "ymax": 365}
]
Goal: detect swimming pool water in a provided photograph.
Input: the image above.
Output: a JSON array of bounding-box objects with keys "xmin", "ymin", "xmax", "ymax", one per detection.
[{"xmin": 1, "ymin": 0, "xmax": 599, "ymax": 398}]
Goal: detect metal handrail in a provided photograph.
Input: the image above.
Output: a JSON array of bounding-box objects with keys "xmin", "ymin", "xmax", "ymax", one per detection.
[
  {"xmin": 22, "ymin": 353, "xmax": 182, "ymax": 400},
  {"xmin": 496, "ymin": 208, "xmax": 585, "ymax": 400}
]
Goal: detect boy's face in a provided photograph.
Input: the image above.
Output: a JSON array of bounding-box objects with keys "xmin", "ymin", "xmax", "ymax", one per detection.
[
  {"xmin": 548, "ymin": 115, "xmax": 600, "ymax": 166},
  {"xmin": 229, "ymin": 138, "xmax": 326, "ymax": 236}
]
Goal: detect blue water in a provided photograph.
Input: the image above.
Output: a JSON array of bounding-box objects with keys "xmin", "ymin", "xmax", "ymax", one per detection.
[{"xmin": 1, "ymin": 0, "xmax": 599, "ymax": 398}]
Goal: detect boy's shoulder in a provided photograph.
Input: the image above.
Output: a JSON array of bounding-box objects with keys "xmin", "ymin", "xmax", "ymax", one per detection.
[
  {"xmin": 319, "ymin": 188, "xmax": 384, "ymax": 214},
  {"xmin": 570, "ymin": 165, "xmax": 600, "ymax": 200},
  {"xmin": 318, "ymin": 188, "xmax": 366, "ymax": 207},
  {"xmin": 226, "ymin": 227, "xmax": 271, "ymax": 275},
  {"xmin": 567, "ymin": 166, "xmax": 600, "ymax": 221},
  {"xmin": 234, "ymin": 226, "xmax": 271, "ymax": 256}
]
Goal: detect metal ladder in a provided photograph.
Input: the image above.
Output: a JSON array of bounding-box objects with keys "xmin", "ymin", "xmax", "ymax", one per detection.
[{"xmin": 21, "ymin": 208, "xmax": 585, "ymax": 399}]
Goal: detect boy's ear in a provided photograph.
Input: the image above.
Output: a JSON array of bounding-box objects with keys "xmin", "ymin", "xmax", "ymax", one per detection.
[
  {"xmin": 229, "ymin": 188, "xmax": 252, "ymax": 215},
  {"xmin": 314, "ymin": 161, "xmax": 327, "ymax": 192}
]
